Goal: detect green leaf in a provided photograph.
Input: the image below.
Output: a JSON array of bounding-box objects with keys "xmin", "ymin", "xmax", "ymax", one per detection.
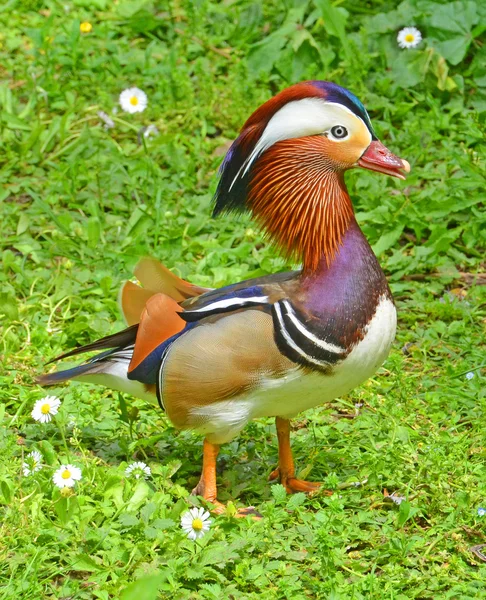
[
  {"xmin": 184, "ymin": 565, "xmax": 205, "ymax": 580},
  {"xmin": 86, "ymin": 216, "xmax": 101, "ymax": 248},
  {"xmin": 287, "ymin": 493, "xmax": 307, "ymax": 511},
  {"xmin": 427, "ymin": 1, "xmax": 479, "ymax": 65},
  {"xmin": 115, "ymin": 0, "xmax": 152, "ymax": 19},
  {"xmin": 117, "ymin": 393, "xmax": 130, "ymax": 424},
  {"xmin": 395, "ymin": 425, "xmax": 410, "ymax": 443},
  {"xmin": 16, "ymin": 213, "xmax": 30, "ymax": 236},
  {"xmin": 123, "ymin": 206, "xmax": 147, "ymax": 238},
  {"xmin": 2, "ymin": 112, "xmax": 31, "ymax": 131},
  {"xmin": 70, "ymin": 553, "xmax": 102, "ymax": 572},
  {"xmin": 397, "ymin": 500, "xmax": 410, "ymax": 527},
  {"xmin": 120, "ymin": 573, "xmax": 166, "ymax": 600},
  {"xmin": 365, "ymin": 0, "xmax": 416, "ymax": 33},
  {"xmin": 271, "ymin": 484, "xmax": 287, "ymax": 505},
  {"xmin": 28, "ymin": 190, "xmax": 71, "ymax": 236},
  {"xmin": 372, "ymin": 224, "xmax": 405, "ymax": 256},
  {"xmin": 247, "ymin": 24, "xmax": 295, "ymax": 75},
  {"xmin": 201, "ymin": 546, "xmax": 240, "ymax": 566},
  {"xmin": 73, "ymin": 0, "xmax": 109, "ymax": 7},
  {"xmin": 397, "ymin": 501, "xmax": 420, "ymax": 527},
  {"xmin": 1, "ymin": 480, "xmax": 12, "ymax": 503},
  {"xmin": 390, "ymin": 50, "xmax": 429, "ymax": 88},
  {"xmin": 313, "ymin": 0, "xmax": 350, "ymax": 59},
  {"xmin": 151, "ymin": 518, "xmax": 176, "ymax": 530},
  {"xmin": 140, "ymin": 501, "xmax": 157, "ymax": 523},
  {"xmin": 126, "ymin": 481, "xmax": 151, "ymax": 512},
  {"xmin": 143, "ymin": 526, "xmax": 158, "ymax": 539},
  {"xmin": 0, "ymin": 293, "xmax": 18, "ymax": 321},
  {"xmin": 37, "ymin": 440, "xmax": 56, "ymax": 465},
  {"xmin": 314, "ymin": 0, "xmax": 347, "ymax": 37},
  {"xmin": 119, "ymin": 513, "xmax": 140, "ymax": 527},
  {"xmin": 53, "ymin": 496, "xmax": 77, "ymax": 526}
]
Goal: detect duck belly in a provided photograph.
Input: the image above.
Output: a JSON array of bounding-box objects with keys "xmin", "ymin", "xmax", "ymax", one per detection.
[{"xmin": 191, "ymin": 296, "xmax": 397, "ymax": 444}]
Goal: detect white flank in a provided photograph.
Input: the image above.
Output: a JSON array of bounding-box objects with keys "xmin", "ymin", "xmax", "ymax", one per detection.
[
  {"xmin": 78, "ymin": 361, "xmax": 158, "ymax": 405},
  {"xmin": 190, "ymin": 295, "xmax": 396, "ymax": 444}
]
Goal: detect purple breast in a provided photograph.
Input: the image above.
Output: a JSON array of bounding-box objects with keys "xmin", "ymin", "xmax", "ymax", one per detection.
[{"xmin": 296, "ymin": 219, "xmax": 392, "ymax": 348}]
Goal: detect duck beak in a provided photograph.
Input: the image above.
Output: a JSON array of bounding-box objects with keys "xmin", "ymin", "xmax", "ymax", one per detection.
[{"xmin": 358, "ymin": 140, "xmax": 410, "ymax": 180}]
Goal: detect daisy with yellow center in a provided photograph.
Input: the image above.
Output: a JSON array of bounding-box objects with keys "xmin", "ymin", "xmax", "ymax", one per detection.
[
  {"xmin": 180, "ymin": 507, "xmax": 212, "ymax": 540},
  {"xmin": 397, "ymin": 27, "xmax": 422, "ymax": 49},
  {"xmin": 119, "ymin": 87, "xmax": 148, "ymax": 114},
  {"xmin": 125, "ymin": 461, "xmax": 151, "ymax": 480},
  {"xmin": 31, "ymin": 395, "xmax": 61, "ymax": 423},
  {"xmin": 53, "ymin": 464, "xmax": 82, "ymax": 489},
  {"xmin": 22, "ymin": 450, "xmax": 43, "ymax": 476},
  {"xmin": 80, "ymin": 22, "xmax": 92, "ymax": 34}
]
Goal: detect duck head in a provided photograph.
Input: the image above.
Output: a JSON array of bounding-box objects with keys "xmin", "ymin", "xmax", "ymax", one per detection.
[{"xmin": 214, "ymin": 81, "xmax": 410, "ymax": 270}]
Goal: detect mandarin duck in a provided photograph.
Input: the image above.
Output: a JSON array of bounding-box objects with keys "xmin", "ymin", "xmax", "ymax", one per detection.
[{"xmin": 39, "ymin": 81, "xmax": 410, "ymax": 514}]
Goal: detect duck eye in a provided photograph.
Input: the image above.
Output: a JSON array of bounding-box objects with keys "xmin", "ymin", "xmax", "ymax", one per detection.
[{"xmin": 330, "ymin": 125, "xmax": 348, "ymax": 139}]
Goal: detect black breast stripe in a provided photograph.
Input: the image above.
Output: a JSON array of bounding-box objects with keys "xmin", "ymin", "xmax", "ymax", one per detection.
[{"xmin": 272, "ymin": 300, "xmax": 346, "ymax": 371}]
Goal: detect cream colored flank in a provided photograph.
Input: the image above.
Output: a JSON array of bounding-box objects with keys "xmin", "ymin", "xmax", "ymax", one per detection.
[
  {"xmin": 78, "ymin": 296, "xmax": 396, "ymax": 444},
  {"xmin": 188, "ymin": 295, "xmax": 396, "ymax": 443}
]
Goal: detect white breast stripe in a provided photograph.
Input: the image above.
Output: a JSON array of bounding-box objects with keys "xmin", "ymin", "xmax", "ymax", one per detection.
[
  {"xmin": 187, "ymin": 295, "xmax": 269, "ymax": 314},
  {"xmin": 157, "ymin": 346, "xmax": 173, "ymax": 411},
  {"xmin": 274, "ymin": 303, "xmax": 331, "ymax": 370},
  {"xmin": 281, "ymin": 300, "xmax": 345, "ymax": 355}
]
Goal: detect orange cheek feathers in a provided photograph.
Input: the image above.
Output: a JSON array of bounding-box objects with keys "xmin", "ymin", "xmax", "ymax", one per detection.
[
  {"xmin": 247, "ymin": 137, "xmax": 354, "ymax": 271},
  {"xmin": 319, "ymin": 133, "xmax": 370, "ymax": 168}
]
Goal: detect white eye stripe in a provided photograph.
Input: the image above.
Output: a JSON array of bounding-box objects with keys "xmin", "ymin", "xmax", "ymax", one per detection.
[{"xmin": 229, "ymin": 99, "xmax": 371, "ymax": 190}]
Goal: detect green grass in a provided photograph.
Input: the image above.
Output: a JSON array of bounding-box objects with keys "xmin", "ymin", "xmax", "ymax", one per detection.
[{"xmin": 1, "ymin": 0, "xmax": 485, "ymax": 598}]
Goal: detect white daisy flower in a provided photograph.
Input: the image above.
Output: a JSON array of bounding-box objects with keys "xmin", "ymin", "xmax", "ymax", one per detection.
[
  {"xmin": 143, "ymin": 124, "xmax": 159, "ymax": 138},
  {"xmin": 181, "ymin": 507, "xmax": 212, "ymax": 540},
  {"xmin": 97, "ymin": 110, "xmax": 115, "ymax": 129},
  {"xmin": 31, "ymin": 395, "xmax": 61, "ymax": 423},
  {"xmin": 388, "ymin": 491, "xmax": 406, "ymax": 505},
  {"xmin": 478, "ymin": 507, "xmax": 486, "ymax": 517},
  {"xmin": 397, "ymin": 27, "xmax": 422, "ymax": 49},
  {"xmin": 53, "ymin": 464, "xmax": 82, "ymax": 488},
  {"xmin": 125, "ymin": 461, "xmax": 151, "ymax": 480},
  {"xmin": 119, "ymin": 87, "xmax": 148, "ymax": 114},
  {"xmin": 466, "ymin": 372, "xmax": 475, "ymax": 380},
  {"xmin": 22, "ymin": 450, "xmax": 43, "ymax": 476}
]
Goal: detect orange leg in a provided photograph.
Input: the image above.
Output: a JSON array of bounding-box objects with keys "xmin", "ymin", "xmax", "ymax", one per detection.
[
  {"xmin": 269, "ymin": 417, "xmax": 325, "ymax": 494},
  {"xmin": 192, "ymin": 438, "xmax": 259, "ymax": 517},
  {"xmin": 192, "ymin": 439, "xmax": 225, "ymax": 513}
]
